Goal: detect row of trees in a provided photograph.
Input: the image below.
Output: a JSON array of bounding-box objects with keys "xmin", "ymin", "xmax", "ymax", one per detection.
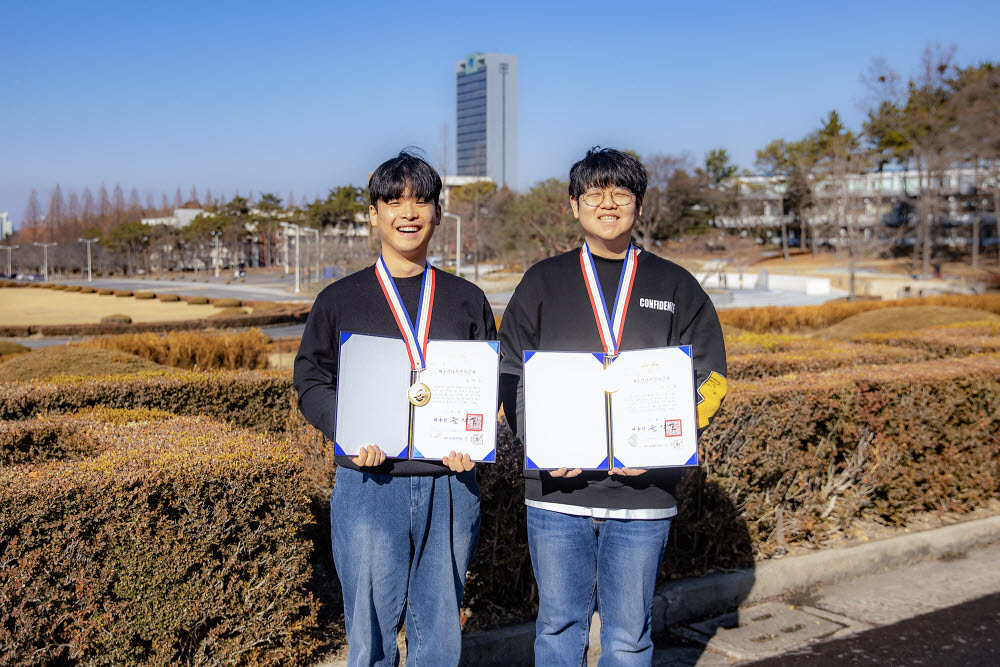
[{"xmin": 5, "ymin": 47, "xmax": 997, "ymax": 284}]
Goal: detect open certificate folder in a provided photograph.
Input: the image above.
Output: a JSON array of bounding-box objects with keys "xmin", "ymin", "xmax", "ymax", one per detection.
[
  {"xmin": 334, "ymin": 332, "xmax": 499, "ymax": 462},
  {"xmin": 523, "ymin": 346, "xmax": 699, "ymax": 470}
]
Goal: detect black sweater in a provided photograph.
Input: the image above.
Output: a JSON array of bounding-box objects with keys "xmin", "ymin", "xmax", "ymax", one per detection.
[
  {"xmin": 294, "ymin": 264, "xmax": 497, "ymax": 476},
  {"xmin": 498, "ymin": 249, "xmax": 728, "ymax": 511}
]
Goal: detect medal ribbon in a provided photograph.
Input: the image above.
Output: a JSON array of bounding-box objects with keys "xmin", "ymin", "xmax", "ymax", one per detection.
[
  {"xmin": 374, "ymin": 257, "xmax": 435, "ymax": 370},
  {"xmin": 579, "ymin": 243, "xmax": 638, "ymax": 356}
]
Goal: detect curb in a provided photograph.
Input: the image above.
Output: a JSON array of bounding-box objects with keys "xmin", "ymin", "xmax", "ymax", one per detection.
[{"xmin": 454, "ymin": 514, "xmax": 1000, "ymax": 666}]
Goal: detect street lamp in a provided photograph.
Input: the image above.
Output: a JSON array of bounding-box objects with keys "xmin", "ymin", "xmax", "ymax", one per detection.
[
  {"xmin": 33, "ymin": 242, "xmax": 57, "ymax": 281},
  {"xmin": 78, "ymin": 237, "xmax": 98, "ymax": 281},
  {"xmin": 280, "ymin": 222, "xmax": 301, "ymax": 293},
  {"xmin": 442, "ymin": 212, "xmax": 461, "ymax": 277},
  {"xmin": 0, "ymin": 244, "xmax": 18, "ymax": 278},
  {"xmin": 211, "ymin": 231, "xmax": 222, "ymax": 278}
]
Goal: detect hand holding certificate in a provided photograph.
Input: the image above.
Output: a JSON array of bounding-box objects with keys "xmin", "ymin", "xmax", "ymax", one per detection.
[
  {"xmin": 335, "ymin": 333, "xmax": 499, "ymax": 462},
  {"xmin": 523, "ymin": 346, "xmax": 698, "ymax": 471}
]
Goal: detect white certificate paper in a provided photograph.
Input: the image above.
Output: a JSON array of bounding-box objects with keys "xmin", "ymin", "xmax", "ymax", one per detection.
[
  {"xmin": 334, "ymin": 333, "xmax": 499, "ymax": 462},
  {"xmin": 523, "ymin": 346, "xmax": 698, "ymax": 470}
]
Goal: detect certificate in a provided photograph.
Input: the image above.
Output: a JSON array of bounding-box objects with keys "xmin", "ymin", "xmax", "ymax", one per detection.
[
  {"xmin": 522, "ymin": 346, "xmax": 698, "ymax": 470},
  {"xmin": 334, "ymin": 332, "xmax": 499, "ymax": 462}
]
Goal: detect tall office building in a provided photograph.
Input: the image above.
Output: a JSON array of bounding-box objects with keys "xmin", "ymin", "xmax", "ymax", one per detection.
[{"xmin": 455, "ymin": 53, "xmax": 518, "ymax": 188}]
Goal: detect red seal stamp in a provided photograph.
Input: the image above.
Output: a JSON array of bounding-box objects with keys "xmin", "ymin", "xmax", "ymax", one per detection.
[
  {"xmin": 465, "ymin": 414, "xmax": 483, "ymax": 432},
  {"xmin": 664, "ymin": 419, "xmax": 682, "ymax": 437}
]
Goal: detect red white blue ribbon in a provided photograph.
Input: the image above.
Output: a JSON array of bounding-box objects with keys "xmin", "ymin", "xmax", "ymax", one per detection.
[
  {"xmin": 579, "ymin": 243, "xmax": 638, "ymax": 357},
  {"xmin": 374, "ymin": 257, "xmax": 435, "ymax": 370}
]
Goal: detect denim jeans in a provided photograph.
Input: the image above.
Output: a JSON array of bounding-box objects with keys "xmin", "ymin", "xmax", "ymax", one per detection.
[
  {"xmin": 527, "ymin": 506, "xmax": 672, "ymax": 667},
  {"xmin": 331, "ymin": 467, "xmax": 481, "ymax": 667}
]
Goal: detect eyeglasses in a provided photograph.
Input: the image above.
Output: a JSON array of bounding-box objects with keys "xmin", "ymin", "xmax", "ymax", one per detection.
[{"xmin": 580, "ymin": 188, "xmax": 635, "ymax": 207}]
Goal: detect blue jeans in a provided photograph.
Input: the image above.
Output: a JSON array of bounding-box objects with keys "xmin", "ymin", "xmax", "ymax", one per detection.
[
  {"xmin": 527, "ymin": 506, "xmax": 672, "ymax": 667},
  {"xmin": 331, "ymin": 467, "xmax": 481, "ymax": 667}
]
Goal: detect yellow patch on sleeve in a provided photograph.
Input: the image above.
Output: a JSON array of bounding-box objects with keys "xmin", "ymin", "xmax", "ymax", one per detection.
[{"xmin": 696, "ymin": 371, "xmax": 728, "ymax": 428}]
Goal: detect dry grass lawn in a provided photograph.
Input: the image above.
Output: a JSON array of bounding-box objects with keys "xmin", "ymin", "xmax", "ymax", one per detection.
[
  {"xmin": 0, "ymin": 289, "xmax": 231, "ymax": 325},
  {"xmin": 814, "ymin": 306, "xmax": 1000, "ymax": 339}
]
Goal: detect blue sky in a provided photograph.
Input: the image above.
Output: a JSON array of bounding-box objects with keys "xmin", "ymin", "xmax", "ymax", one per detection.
[{"xmin": 2, "ymin": 0, "xmax": 998, "ymax": 227}]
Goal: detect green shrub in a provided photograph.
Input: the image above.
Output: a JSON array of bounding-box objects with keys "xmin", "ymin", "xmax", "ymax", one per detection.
[
  {"xmin": 0, "ymin": 415, "xmax": 101, "ymax": 465},
  {"xmin": 80, "ymin": 329, "xmax": 271, "ymax": 371},
  {"xmin": 101, "ymin": 313, "xmax": 132, "ymax": 324},
  {"xmin": 157, "ymin": 293, "xmax": 180, "ymax": 302},
  {"xmin": 0, "ymin": 415, "xmax": 320, "ymax": 664},
  {"xmin": 134, "ymin": 291, "xmax": 156, "ymax": 299},
  {"xmin": 727, "ymin": 343, "xmax": 929, "ymax": 380},
  {"xmin": 187, "ymin": 296, "xmax": 209, "ymax": 305},
  {"xmin": 213, "ymin": 298, "xmax": 242, "ymax": 308}
]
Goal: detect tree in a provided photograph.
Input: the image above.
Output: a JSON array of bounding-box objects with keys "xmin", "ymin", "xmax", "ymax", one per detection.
[
  {"xmin": 451, "ymin": 180, "xmax": 500, "ymax": 278},
  {"xmin": 503, "ymin": 179, "xmax": 579, "ymax": 262},
  {"xmin": 949, "ymin": 62, "xmax": 1000, "ymax": 268},
  {"xmin": 755, "ymin": 140, "xmax": 815, "ymax": 258},
  {"xmin": 809, "ymin": 111, "xmax": 869, "ymax": 299},
  {"xmin": 254, "ymin": 192, "xmax": 284, "ymax": 267},
  {"xmin": 864, "ymin": 45, "xmax": 960, "ymax": 276},
  {"xmin": 104, "ymin": 221, "xmax": 149, "ymax": 276},
  {"xmin": 638, "ymin": 153, "xmax": 692, "ymax": 249},
  {"xmin": 46, "ymin": 184, "xmax": 65, "ymax": 239},
  {"xmin": 702, "ymin": 148, "xmax": 739, "ymax": 226},
  {"xmin": 22, "ymin": 188, "xmax": 43, "ymax": 242}
]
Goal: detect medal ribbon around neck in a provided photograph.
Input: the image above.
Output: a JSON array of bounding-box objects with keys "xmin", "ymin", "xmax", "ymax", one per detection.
[
  {"xmin": 579, "ymin": 243, "xmax": 638, "ymax": 356},
  {"xmin": 374, "ymin": 257, "xmax": 435, "ymax": 370}
]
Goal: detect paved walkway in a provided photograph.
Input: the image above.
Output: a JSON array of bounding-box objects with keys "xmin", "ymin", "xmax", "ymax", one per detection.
[{"xmin": 653, "ymin": 540, "xmax": 1000, "ymax": 665}]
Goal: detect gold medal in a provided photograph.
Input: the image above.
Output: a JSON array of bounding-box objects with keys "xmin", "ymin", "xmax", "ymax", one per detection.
[
  {"xmin": 603, "ymin": 362, "xmax": 624, "ymax": 393},
  {"xmin": 408, "ymin": 381, "xmax": 431, "ymax": 407}
]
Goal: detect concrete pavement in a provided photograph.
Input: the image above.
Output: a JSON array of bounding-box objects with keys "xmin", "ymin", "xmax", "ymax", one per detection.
[{"xmin": 314, "ymin": 515, "xmax": 1000, "ymax": 666}]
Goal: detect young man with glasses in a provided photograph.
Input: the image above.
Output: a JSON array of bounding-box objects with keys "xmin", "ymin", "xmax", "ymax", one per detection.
[
  {"xmin": 499, "ymin": 147, "xmax": 728, "ymax": 665},
  {"xmin": 294, "ymin": 150, "xmax": 496, "ymax": 666}
]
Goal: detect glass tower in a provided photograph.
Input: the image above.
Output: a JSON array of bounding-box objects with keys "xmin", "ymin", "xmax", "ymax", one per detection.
[{"xmin": 455, "ymin": 53, "xmax": 518, "ymax": 188}]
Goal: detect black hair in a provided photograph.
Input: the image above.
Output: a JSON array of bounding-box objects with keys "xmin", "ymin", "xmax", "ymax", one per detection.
[
  {"xmin": 568, "ymin": 147, "xmax": 648, "ymax": 207},
  {"xmin": 368, "ymin": 148, "xmax": 442, "ymax": 207}
]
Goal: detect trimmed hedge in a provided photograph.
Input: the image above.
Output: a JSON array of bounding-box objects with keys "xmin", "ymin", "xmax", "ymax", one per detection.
[
  {"xmin": 80, "ymin": 329, "xmax": 271, "ymax": 371},
  {"xmin": 853, "ymin": 321, "xmax": 1000, "ymax": 357},
  {"xmin": 114, "ymin": 290, "xmax": 133, "ymax": 297},
  {"xmin": 728, "ymin": 343, "xmax": 929, "ymax": 380},
  {"xmin": 0, "ymin": 341, "xmax": 29, "ymax": 363},
  {"xmin": 157, "ymin": 293, "xmax": 180, "ymax": 302},
  {"xmin": 0, "ymin": 370, "xmax": 294, "ymax": 432},
  {"xmin": 187, "ymin": 296, "xmax": 210, "ymax": 305},
  {"xmin": 718, "ymin": 294, "xmax": 1000, "ymax": 333},
  {"xmin": 213, "ymin": 298, "xmax": 242, "ymax": 308},
  {"xmin": 0, "ymin": 309, "xmax": 309, "ymax": 338},
  {"xmin": 0, "ymin": 414, "xmax": 320, "ymax": 664},
  {"xmin": 695, "ymin": 354, "xmax": 1000, "ymax": 565},
  {"xmin": 101, "ymin": 313, "xmax": 133, "ymax": 324},
  {"xmin": 134, "ymin": 291, "xmax": 156, "ymax": 299}
]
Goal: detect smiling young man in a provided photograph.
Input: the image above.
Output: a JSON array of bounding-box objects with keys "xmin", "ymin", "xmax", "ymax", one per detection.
[
  {"xmin": 499, "ymin": 147, "xmax": 728, "ymax": 665},
  {"xmin": 294, "ymin": 150, "xmax": 496, "ymax": 666}
]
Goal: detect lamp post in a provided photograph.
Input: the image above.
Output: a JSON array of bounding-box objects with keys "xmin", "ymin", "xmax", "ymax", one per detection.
[
  {"xmin": 78, "ymin": 237, "xmax": 98, "ymax": 281},
  {"xmin": 442, "ymin": 212, "xmax": 461, "ymax": 277},
  {"xmin": 281, "ymin": 223, "xmax": 300, "ymax": 293},
  {"xmin": 33, "ymin": 242, "xmax": 57, "ymax": 281},
  {"xmin": 0, "ymin": 244, "xmax": 18, "ymax": 278},
  {"xmin": 211, "ymin": 231, "xmax": 222, "ymax": 278}
]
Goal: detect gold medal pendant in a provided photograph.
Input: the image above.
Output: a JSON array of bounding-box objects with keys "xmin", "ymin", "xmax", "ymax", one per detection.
[
  {"xmin": 408, "ymin": 381, "xmax": 431, "ymax": 407},
  {"xmin": 603, "ymin": 360, "xmax": 624, "ymax": 393}
]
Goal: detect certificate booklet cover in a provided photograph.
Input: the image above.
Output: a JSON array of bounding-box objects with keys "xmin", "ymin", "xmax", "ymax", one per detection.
[
  {"xmin": 522, "ymin": 346, "xmax": 698, "ymax": 470},
  {"xmin": 334, "ymin": 332, "xmax": 499, "ymax": 462}
]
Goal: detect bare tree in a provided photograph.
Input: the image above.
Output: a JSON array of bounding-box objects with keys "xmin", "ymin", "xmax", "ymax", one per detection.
[
  {"xmin": 638, "ymin": 153, "xmax": 693, "ymax": 250},
  {"xmin": 865, "ymin": 45, "xmax": 959, "ymax": 277},
  {"xmin": 23, "ymin": 188, "xmax": 43, "ymax": 242}
]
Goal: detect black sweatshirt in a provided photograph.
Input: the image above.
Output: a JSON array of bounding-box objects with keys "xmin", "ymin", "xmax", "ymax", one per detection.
[
  {"xmin": 294, "ymin": 264, "xmax": 497, "ymax": 476},
  {"xmin": 498, "ymin": 248, "xmax": 728, "ymax": 512}
]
